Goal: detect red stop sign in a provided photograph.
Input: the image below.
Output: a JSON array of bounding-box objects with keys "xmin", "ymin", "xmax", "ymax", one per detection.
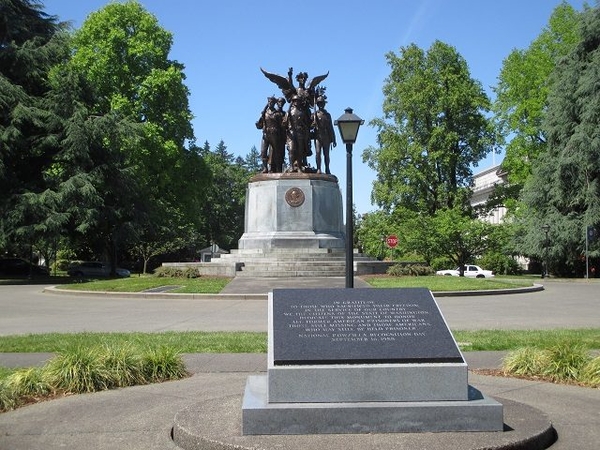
[{"xmin": 386, "ymin": 235, "xmax": 398, "ymax": 248}]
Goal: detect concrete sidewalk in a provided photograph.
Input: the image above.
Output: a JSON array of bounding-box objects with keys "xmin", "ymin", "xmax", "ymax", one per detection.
[{"xmin": 1, "ymin": 352, "xmax": 599, "ymax": 449}]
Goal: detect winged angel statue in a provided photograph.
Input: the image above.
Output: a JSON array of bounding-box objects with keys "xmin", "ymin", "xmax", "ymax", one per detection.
[{"xmin": 257, "ymin": 67, "xmax": 330, "ymax": 173}]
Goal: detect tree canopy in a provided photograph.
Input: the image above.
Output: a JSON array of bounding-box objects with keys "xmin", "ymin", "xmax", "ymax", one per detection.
[
  {"xmin": 516, "ymin": 3, "xmax": 600, "ymax": 276},
  {"xmin": 363, "ymin": 40, "xmax": 495, "ymax": 216},
  {"xmin": 493, "ymin": 2, "xmax": 581, "ymax": 198},
  {"xmin": 0, "ymin": 0, "xmax": 67, "ymax": 258}
]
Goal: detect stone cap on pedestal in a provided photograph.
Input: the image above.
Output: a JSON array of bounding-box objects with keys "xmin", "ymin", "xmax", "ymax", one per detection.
[{"xmin": 249, "ymin": 172, "xmax": 338, "ymax": 183}]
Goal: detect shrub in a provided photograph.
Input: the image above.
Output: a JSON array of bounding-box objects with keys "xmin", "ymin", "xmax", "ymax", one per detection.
[
  {"xmin": 476, "ymin": 253, "xmax": 523, "ymax": 275},
  {"xmin": 503, "ymin": 343, "xmax": 596, "ymax": 385},
  {"xmin": 502, "ymin": 347, "xmax": 550, "ymax": 376},
  {"xmin": 387, "ymin": 264, "xmax": 435, "ymax": 277},
  {"xmin": 430, "ymin": 257, "xmax": 455, "ymax": 272},
  {"xmin": 580, "ymin": 356, "xmax": 600, "ymax": 387},
  {"xmin": 4, "ymin": 367, "xmax": 52, "ymax": 397},
  {"xmin": 542, "ymin": 342, "xmax": 591, "ymax": 382},
  {"xmin": 154, "ymin": 266, "xmax": 199, "ymax": 278},
  {"xmin": 141, "ymin": 346, "xmax": 188, "ymax": 382},
  {"xmin": 53, "ymin": 259, "xmax": 71, "ymax": 271},
  {"xmin": 0, "ymin": 344, "xmax": 188, "ymax": 412},
  {"xmin": 43, "ymin": 346, "xmax": 112, "ymax": 393},
  {"xmin": 101, "ymin": 343, "xmax": 145, "ymax": 388},
  {"xmin": 0, "ymin": 380, "xmax": 18, "ymax": 412}
]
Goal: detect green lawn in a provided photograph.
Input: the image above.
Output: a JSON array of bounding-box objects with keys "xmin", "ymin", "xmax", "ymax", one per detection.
[
  {"xmin": 53, "ymin": 274, "xmax": 534, "ymax": 293},
  {"xmin": 57, "ymin": 275, "xmax": 231, "ymax": 293},
  {"xmin": 1, "ymin": 329, "xmax": 598, "ymax": 354},
  {"xmin": 363, "ymin": 275, "xmax": 533, "ymax": 291},
  {"xmin": 0, "ymin": 331, "xmax": 267, "ymax": 353}
]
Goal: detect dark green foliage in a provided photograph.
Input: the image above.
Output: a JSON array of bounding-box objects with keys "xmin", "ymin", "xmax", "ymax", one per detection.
[
  {"xmin": 0, "ymin": 1, "xmax": 212, "ymax": 272},
  {"xmin": 154, "ymin": 265, "xmax": 199, "ymax": 278},
  {"xmin": 0, "ymin": 0, "xmax": 67, "ymax": 256},
  {"xmin": 430, "ymin": 256, "xmax": 455, "ymax": 271},
  {"xmin": 516, "ymin": 4, "xmax": 600, "ymax": 275},
  {"xmin": 386, "ymin": 263, "xmax": 435, "ymax": 277},
  {"xmin": 197, "ymin": 141, "xmax": 248, "ymax": 250},
  {"xmin": 476, "ymin": 252, "xmax": 523, "ymax": 276}
]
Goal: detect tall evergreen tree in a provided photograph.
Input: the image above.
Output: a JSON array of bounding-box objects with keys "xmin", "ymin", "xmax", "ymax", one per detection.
[
  {"xmin": 0, "ymin": 0, "xmax": 66, "ymax": 259},
  {"xmin": 47, "ymin": 1, "xmax": 202, "ymax": 270},
  {"xmin": 517, "ymin": 4, "xmax": 600, "ymax": 276},
  {"xmin": 198, "ymin": 140, "xmax": 247, "ymax": 249}
]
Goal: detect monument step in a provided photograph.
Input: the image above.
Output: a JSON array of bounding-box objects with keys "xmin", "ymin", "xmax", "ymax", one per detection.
[
  {"xmin": 219, "ymin": 253, "xmax": 373, "ymax": 262},
  {"xmin": 244, "ymin": 259, "xmax": 345, "ymax": 266},
  {"xmin": 236, "ymin": 269, "xmax": 347, "ymax": 277},
  {"xmin": 226, "ymin": 258, "xmax": 345, "ymax": 266},
  {"xmin": 231, "ymin": 247, "xmax": 345, "ymax": 255},
  {"xmin": 222, "ymin": 253, "xmax": 352, "ymax": 259}
]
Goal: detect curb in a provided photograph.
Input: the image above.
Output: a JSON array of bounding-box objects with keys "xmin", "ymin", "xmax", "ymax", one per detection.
[
  {"xmin": 433, "ymin": 283, "xmax": 545, "ymax": 297},
  {"xmin": 42, "ymin": 283, "xmax": 544, "ymax": 300},
  {"xmin": 42, "ymin": 286, "xmax": 266, "ymax": 301}
]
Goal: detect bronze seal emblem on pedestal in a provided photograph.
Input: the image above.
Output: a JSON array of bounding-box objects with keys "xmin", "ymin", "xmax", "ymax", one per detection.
[{"xmin": 285, "ymin": 187, "xmax": 305, "ymax": 207}]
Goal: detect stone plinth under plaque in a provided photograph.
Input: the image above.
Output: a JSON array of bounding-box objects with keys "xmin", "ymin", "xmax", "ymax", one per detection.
[{"xmin": 242, "ymin": 288, "xmax": 504, "ymax": 435}]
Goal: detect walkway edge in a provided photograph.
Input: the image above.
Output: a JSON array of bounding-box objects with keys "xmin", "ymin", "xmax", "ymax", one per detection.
[
  {"xmin": 43, "ymin": 283, "xmax": 544, "ymax": 300},
  {"xmin": 43, "ymin": 286, "xmax": 267, "ymax": 300}
]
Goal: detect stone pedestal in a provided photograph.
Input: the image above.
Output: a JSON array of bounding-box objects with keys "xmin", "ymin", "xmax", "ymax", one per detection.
[{"xmin": 237, "ymin": 173, "xmax": 344, "ymax": 251}]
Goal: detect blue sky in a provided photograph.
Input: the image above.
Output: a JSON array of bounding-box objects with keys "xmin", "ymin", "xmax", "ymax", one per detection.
[{"xmin": 43, "ymin": 0, "xmax": 586, "ymax": 215}]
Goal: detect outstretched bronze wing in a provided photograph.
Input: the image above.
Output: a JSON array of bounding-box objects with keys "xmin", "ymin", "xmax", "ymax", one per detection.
[
  {"xmin": 260, "ymin": 67, "xmax": 293, "ymax": 92},
  {"xmin": 308, "ymin": 72, "xmax": 329, "ymax": 90}
]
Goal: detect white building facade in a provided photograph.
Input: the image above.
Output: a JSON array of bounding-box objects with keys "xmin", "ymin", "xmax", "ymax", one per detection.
[{"xmin": 470, "ymin": 164, "xmax": 508, "ymax": 224}]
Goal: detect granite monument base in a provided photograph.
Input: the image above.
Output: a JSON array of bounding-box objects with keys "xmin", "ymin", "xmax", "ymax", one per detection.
[
  {"xmin": 237, "ymin": 173, "xmax": 344, "ymax": 251},
  {"xmin": 242, "ymin": 375, "xmax": 503, "ymax": 435},
  {"xmin": 241, "ymin": 288, "xmax": 504, "ymax": 435}
]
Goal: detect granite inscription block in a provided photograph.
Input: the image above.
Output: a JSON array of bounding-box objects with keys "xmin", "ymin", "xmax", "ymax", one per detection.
[{"xmin": 272, "ymin": 288, "xmax": 463, "ymax": 365}]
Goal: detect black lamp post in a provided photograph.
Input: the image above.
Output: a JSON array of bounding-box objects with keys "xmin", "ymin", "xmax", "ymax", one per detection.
[
  {"xmin": 541, "ymin": 224, "xmax": 550, "ymax": 278},
  {"xmin": 335, "ymin": 107, "xmax": 364, "ymax": 288}
]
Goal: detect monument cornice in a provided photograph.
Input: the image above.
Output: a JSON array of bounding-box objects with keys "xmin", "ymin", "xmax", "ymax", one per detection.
[{"xmin": 249, "ymin": 172, "xmax": 338, "ymax": 183}]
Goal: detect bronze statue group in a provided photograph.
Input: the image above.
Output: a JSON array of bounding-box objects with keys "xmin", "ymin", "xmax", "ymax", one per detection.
[{"xmin": 257, "ymin": 67, "xmax": 336, "ymax": 175}]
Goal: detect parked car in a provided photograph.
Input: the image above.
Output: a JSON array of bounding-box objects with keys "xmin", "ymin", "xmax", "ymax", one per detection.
[
  {"xmin": 67, "ymin": 261, "xmax": 130, "ymax": 278},
  {"xmin": 0, "ymin": 258, "xmax": 49, "ymax": 277},
  {"xmin": 436, "ymin": 265, "xmax": 494, "ymax": 278}
]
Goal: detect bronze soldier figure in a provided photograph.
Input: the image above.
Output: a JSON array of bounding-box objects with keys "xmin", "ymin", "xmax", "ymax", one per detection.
[
  {"xmin": 274, "ymin": 97, "xmax": 287, "ymax": 172},
  {"xmin": 313, "ymin": 95, "xmax": 337, "ymax": 174},
  {"xmin": 255, "ymin": 96, "xmax": 284, "ymax": 173},
  {"xmin": 283, "ymin": 95, "xmax": 312, "ymax": 172}
]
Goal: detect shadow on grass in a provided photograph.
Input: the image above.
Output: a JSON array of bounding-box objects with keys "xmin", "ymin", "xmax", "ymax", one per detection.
[{"xmin": 0, "ymin": 276, "xmax": 123, "ymax": 286}]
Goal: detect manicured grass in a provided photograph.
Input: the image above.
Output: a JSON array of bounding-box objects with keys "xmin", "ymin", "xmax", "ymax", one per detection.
[
  {"xmin": 55, "ymin": 274, "xmax": 534, "ymax": 293},
  {"xmin": 364, "ymin": 275, "xmax": 534, "ymax": 291},
  {"xmin": 0, "ymin": 329, "xmax": 598, "ymax": 354},
  {"xmin": 0, "ymin": 331, "xmax": 268, "ymax": 353},
  {"xmin": 453, "ymin": 328, "xmax": 600, "ymax": 351},
  {"xmin": 0, "ymin": 367, "xmax": 15, "ymax": 379},
  {"xmin": 57, "ymin": 275, "xmax": 232, "ymax": 293}
]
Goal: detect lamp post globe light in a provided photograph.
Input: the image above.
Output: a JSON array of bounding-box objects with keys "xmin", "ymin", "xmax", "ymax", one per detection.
[{"xmin": 335, "ymin": 108, "xmax": 364, "ymax": 288}]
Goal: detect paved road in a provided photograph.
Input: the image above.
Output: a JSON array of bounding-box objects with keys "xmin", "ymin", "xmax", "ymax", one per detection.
[{"xmin": 0, "ymin": 279, "xmax": 597, "ymax": 335}]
